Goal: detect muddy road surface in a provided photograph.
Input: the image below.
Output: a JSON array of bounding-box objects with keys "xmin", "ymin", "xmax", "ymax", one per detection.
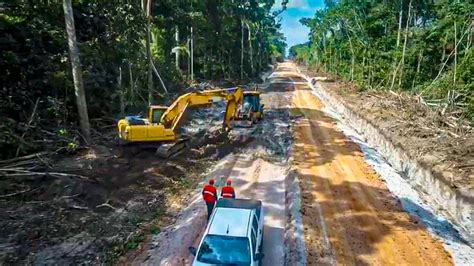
[
  {"xmin": 137, "ymin": 65, "xmax": 295, "ymax": 265},
  {"xmin": 134, "ymin": 62, "xmax": 461, "ymax": 265}
]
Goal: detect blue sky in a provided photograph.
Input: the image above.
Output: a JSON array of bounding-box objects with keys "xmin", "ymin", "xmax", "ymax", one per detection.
[{"xmin": 272, "ymin": 0, "xmax": 325, "ymax": 52}]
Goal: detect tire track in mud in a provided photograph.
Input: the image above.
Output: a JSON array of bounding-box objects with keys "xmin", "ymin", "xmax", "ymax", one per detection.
[
  {"xmin": 135, "ymin": 64, "xmax": 296, "ymax": 265},
  {"xmin": 135, "ymin": 155, "xmax": 240, "ymax": 265},
  {"xmin": 240, "ymin": 158, "xmax": 262, "ymax": 199}
]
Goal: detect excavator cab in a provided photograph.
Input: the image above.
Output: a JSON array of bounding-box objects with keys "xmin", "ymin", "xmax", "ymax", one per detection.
[
  {"xmin": 148, "ymin": 105, "xmax": 167, "ymax": 124},
  {"xmin": 243, "ymin": 91, "xmax": 264, "ymax": 121}
]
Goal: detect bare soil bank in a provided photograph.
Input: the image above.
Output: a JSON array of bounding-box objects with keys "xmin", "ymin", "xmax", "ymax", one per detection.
[
  {"xmin": 299, "ymin": 65, "xmax": 473, "ymax": 238},
  {"xmin": 300, "ymin": 66, "xmax": 473, "ymax": 196}
]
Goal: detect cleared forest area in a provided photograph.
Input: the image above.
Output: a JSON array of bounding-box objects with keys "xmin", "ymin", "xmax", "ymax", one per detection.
[{"xmin": 0, "ymin": 1, "xmax": 287, "ymax": 263}]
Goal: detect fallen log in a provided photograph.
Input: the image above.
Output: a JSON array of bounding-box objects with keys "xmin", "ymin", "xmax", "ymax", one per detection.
[
  {"xmin": 0, "ymin": 169, "xmax": 95, "ymax": 182},
  {"xmin": 0, "ymin": 152, "xmax": 49, "ymax": 166}
]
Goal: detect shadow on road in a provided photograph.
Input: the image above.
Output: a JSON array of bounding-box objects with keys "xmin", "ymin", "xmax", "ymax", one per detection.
[{"xmin": 296, "ymin": 171, "xmax": 459, "ymax": 265}]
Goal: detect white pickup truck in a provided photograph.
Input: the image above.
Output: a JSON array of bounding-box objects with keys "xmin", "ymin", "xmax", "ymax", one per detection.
[{"xmin": 189, "ymin": 198, "xmax": 265, "ymax": 265}]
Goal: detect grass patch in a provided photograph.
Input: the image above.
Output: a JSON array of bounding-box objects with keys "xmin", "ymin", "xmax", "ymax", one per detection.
[
  {"xmin": 126, "ymin": 234, "xmax": 145, "ymax": 250},
  {"xmin": 150, "ymin": 225, "xmax": 160, "ymax": 235}
]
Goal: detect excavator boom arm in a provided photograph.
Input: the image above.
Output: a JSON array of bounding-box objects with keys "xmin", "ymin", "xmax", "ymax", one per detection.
[
  {"xmin": 223, "ymin": 88, "xmax": 244, "ymax": 129},
  {"xmin": 159, "ymin": 88, "xmax": 244, "ymax": 132}
]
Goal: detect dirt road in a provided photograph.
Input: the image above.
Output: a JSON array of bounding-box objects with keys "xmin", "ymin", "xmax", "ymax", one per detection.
[
  {"xmin": 136, "ymin": 62, "xmax": 455, "ymax": 265},
  {"xmin": 285, "ymin": 61, "xmax": 453, "ymax": 265},
  {"xmin": 138, "ymin": 66, "xmax": 294, "ymax": 265}
]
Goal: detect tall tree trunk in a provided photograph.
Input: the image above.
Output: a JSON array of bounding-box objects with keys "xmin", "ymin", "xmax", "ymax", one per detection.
[
  {"xmin": 191, "ymin": 26, "xmax": 194, "ymax": 81},
  {"xmin": 129, "ymin": 62, "xmax": 135, "ymax": 101},
  {"xmin": 345, "ymin": 22, "xmax": 355, "ymax": 81},
  {"xmin": 397, "ymin": 0, "xmax": 412, "ymax": 88},
  {"xmin": 209, "ymin": 43, "xmax": 212, "ymax": 79},
  {"xmin": 228, "ymin": 50, "xmax": 231, "ymax": 79},
  {"xmin": 118, "ymin": 66, "xmax": 125, "ymax": 116},
  {"xmin": 63, "ymin": 0, "xmax": 91, "ymax": 144},
  {"xmin": 175, "ymin": 26, "xmax": 180, "ymax": 71},
  {"xmin": 389, "ymin": 0, "xmax": 403, "ymax": 89},
  {"xmin": 396, "ymin": 0, "xmax": 403, "ymax": 48},
  {"xmin": 241, "ymin": 19, "xmax": 244, "ymax": 80},
  {"xmin": 146, "ymin": 35, "xmax": 153, "ymax": 104},
  {"xmin": 246, "ymin": 22, "xmax": 254, "ymax": 77},
  {"xmin": 144, "ymin": 0, "xmax": 153, "ymax": 105},
  {"xmin": 220, "ymin": 45, "xmax": 225, "ymax": 78},
  {"xmin": 454, "ymin": 20, "xmax": 457, "ymax": 84},
  {"xmin": 257, "ymin": 41, "xmax": 262, "ymax": 74},
  {"xmin": 150, "ymin": 58, "xmax": 168, "ymax": 94},
  {"xmin": 465, "ymin": 20, "xmax": 472, "ymax": 54},
  {"xmin": 412, "ymin": 49, "xmax": 423, "ymax": 90},
  {"xmin": 390, "ymin": 0, "xmax": 411, "ymax": 90},
  {"xmin": 362, "ymin": 50, "xmax": 366, "ymax": 81},
  {"xmin": 187, "ymin": 36, "xmax": 191, "ymax": 79},
  {"xmin": 367, "ymin": 56, "xmax": 372, "ymax": 87}
]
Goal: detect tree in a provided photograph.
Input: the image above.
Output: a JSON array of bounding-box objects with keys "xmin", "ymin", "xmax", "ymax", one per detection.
[
  {"xmin": 290, "ymin": 0, "xmax": 474, "ymax": 123},
  {"xmin": 144, "ymin": 0, "xmax": 154, "ymax": 104},
  {"xmin": 0, "ymin": 0, "xmax": 287, "ymax": 159},
  {"xmin": 63, "ymin": 0, "xmax": 91, "ymax": 143}
]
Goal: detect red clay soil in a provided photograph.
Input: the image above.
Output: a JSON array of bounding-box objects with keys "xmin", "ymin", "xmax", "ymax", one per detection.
[
  {"xmin": 292, "ymin": 82, "xmax": 452, "ymax": 265},
  {"xmin": 300, "ymin": 66, "xmax": 473, "ymax": 195}
]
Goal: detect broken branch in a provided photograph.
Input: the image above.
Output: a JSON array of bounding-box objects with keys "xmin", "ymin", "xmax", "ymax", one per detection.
[
  {"xmin": 0, "ymin": 187, "xmax": 40, "ymax": 199},
  {"xmin": 0, "ymin": 152, "xmax": 49, "ymax": 166},
  {"xmin": 96, "ymin": 200, "xmax": 117, "ymax": 210},
  {"xmin": 0, "ymin": 169, "xmax": 94, "ymax": 182}
]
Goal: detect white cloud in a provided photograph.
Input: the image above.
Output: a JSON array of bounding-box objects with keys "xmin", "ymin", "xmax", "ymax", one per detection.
[
  {"xmin": 273, "ymin": 0, "xmax": 313, "ymax": 10},
  {"xmin": 287, "ymin": 0, "xmax": 311, "ymax": 9}
]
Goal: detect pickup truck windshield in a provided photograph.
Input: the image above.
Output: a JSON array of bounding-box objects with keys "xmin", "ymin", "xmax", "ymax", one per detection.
[{"xmin": 197, "ymin": 235, "xmax": 251, "ymax": 265}]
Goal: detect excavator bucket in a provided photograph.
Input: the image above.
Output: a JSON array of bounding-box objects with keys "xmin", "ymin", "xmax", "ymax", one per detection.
[
  {"xmin": 155, "ymin": 138, "xmax": 188, "ymax": 158},
  {"xmin": 232, "ymin": 119, "xmax": 254, "ymax": 128}
]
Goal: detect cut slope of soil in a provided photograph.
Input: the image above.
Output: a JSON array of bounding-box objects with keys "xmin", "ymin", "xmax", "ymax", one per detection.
[
  {"xmin": 291, "ymin": 79, "xmax": 452, "ymax": 265},
  {"xmin": 299, "ymin": 66, "xmax": 473, "ymax": 196}
]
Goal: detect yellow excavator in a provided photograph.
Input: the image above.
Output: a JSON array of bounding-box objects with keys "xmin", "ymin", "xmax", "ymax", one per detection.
[{"xmin": 117, "ymin": 88, "xmax": 244, "ymax": 157}]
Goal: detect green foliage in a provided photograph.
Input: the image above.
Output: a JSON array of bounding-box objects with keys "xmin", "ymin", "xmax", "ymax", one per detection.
[
  {"xmin": 150, "ymin": 225, "xmax": 160, "ymax": 235},
  {"xmin": 291, "ymin": 0, "xmax": 473, "ymax": 122},
  {"xmin": 126, "ymin": 234, "xmax": 145, "ymax": 250},
  {"xmin": 289, "ymin": 42, "xmax": 310, "ymax": 63},
  {"xmin": 0, "ymin": 0, "xmax": 286, "ymax": 159}
]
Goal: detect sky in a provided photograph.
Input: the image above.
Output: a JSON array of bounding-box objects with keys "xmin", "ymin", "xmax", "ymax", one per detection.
[{"xmin": 272, "ymin": 0, "xmax": 325, "ymax": 53}]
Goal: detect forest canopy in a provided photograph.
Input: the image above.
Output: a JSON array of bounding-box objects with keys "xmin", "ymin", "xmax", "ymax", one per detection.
[
  {"xmin": 289, "ymin": 0, "xmax": 474, "ymax": 123},
  {"xmin": 0, "ymin": 0, "xmax": 287, "ymax": 159}
]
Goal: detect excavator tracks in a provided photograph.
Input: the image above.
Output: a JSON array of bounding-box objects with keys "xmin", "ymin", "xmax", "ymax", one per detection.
[{"xmin": 155, "ymin": 138, "xmax": 188, "ymax": 158}]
